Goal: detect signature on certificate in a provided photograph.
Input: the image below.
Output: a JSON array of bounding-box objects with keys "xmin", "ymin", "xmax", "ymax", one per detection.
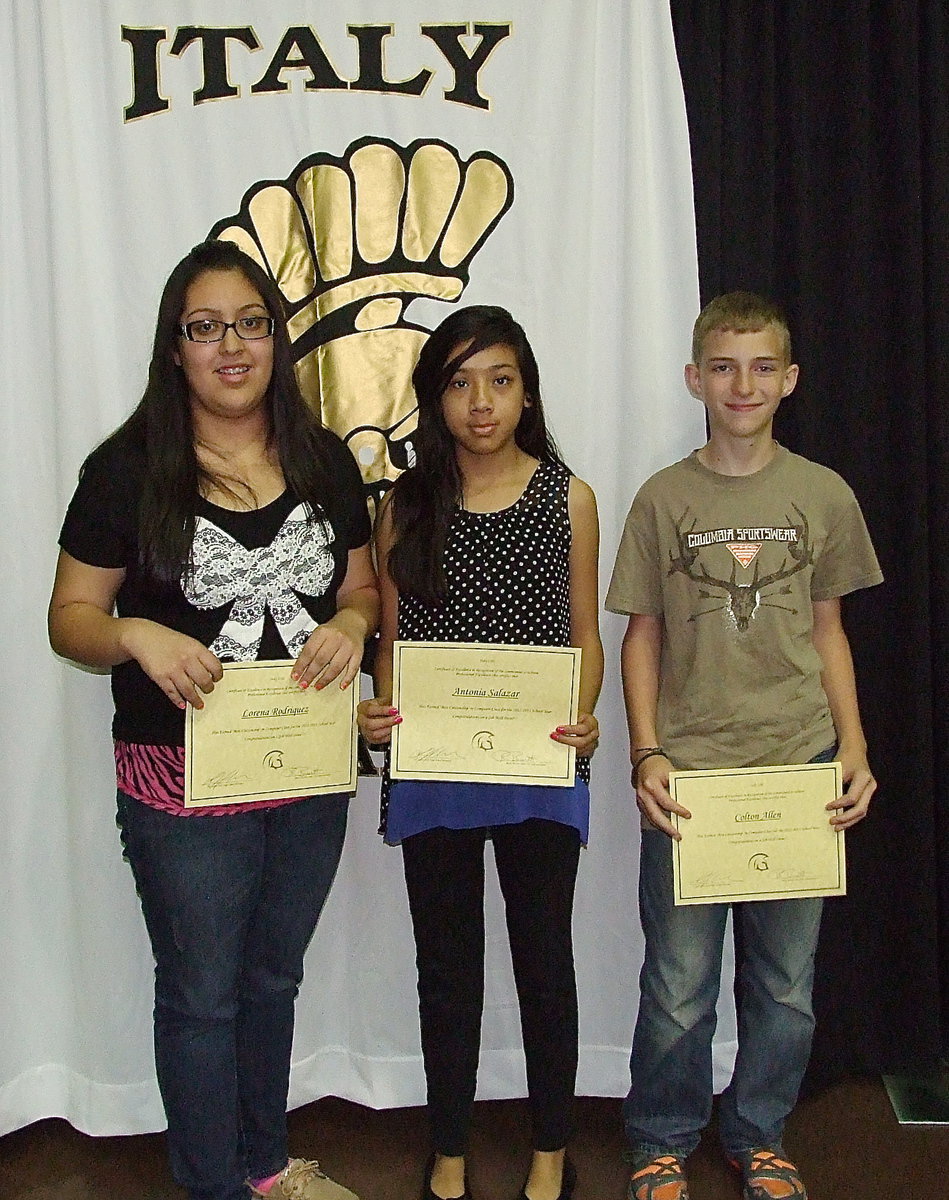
[
  {"xmin": 287, "ymin": 766, "xmax": 325, "ymax": 780},
  {"xmin": 415, "ymin": 746, "xmax": 464, "ymax": 764},
  {"xmin": 202, "ymin": 769, "xmax": 250, "ymax": 789},
  {"xmin": 493, "ymin": 751, "xmax": 545, "ymax": 766},
  {"xmin": 774, "ymin": 868, "xmax": 819, "ymax": 883},
  {"xmin": 692, "ymin": 871, "xmax": 743, "ymax": 890}
]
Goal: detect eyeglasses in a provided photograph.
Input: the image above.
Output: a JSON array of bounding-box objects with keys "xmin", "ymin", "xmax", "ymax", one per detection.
[{"xmin": 178, "ymin": 316, "xmax": 275, "ymax": 343}]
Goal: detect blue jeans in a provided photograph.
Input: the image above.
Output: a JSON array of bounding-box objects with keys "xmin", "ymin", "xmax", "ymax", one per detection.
[
  {"xmin": 117, "ymin": 792, "xmax": 349, "ymax": 1200},
  {"xmin": 624, "ymin": 749, "xmax": 834, "ymax": 1161}
]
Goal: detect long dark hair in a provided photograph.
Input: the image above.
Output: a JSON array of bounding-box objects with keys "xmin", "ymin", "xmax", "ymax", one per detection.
[
  {"xmin": 98, "ymin": 239, "xmax": 340, "ymax": 581},
  {"xmin": 387, "ymin": 305, "xmax": 565, "ymax": 603}
]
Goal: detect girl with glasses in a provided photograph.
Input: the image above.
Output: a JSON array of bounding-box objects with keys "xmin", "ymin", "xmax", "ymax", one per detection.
[{"xmin": 49, "ymin": 239, "xmax": 378, "ymax": 1200}]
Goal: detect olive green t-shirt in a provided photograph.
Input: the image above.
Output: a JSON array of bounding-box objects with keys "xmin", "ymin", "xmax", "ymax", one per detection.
[{"xmin": 606, "ymin": 446, "xmax": 882, "ymax": 770}]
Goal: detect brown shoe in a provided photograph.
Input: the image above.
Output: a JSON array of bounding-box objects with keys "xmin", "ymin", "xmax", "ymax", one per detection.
[{"xmin": 249, "ymin": 1158, "xmax": 360, "ymax": 1200}]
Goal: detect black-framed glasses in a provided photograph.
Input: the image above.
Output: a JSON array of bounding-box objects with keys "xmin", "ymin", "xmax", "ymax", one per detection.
[{"xmin": 178, "ymin": 316, "xmax": 275, "ymax": 343}]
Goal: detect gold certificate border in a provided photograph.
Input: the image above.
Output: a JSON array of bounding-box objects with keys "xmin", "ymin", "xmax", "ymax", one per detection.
[
  {"xmin": 184, "ymin": 660, "xmax": 358, "ymax": 807},
  {"xmin": 390, "ymin": 641, "xmax": 580, "ymax": 786},
  {"xmin": 670, "ymin": 762, "xmax": 845, "ymax": 905}
]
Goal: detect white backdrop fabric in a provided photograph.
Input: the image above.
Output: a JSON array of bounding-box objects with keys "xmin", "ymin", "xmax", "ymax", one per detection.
[{"xmin": 0, "ymin": 0, "xmax": 732, "ymax": 1137}]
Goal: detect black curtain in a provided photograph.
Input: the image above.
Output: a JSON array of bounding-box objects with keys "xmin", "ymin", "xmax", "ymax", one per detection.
[{"xmin": 669, "ymin": 1, "xmax": 949, "ymax": 1080}]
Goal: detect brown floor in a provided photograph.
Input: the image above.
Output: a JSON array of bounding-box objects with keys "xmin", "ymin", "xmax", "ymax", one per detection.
[{"xmin": 1, "ymin": 1078, "xmax": 946, "ymax": 1200}]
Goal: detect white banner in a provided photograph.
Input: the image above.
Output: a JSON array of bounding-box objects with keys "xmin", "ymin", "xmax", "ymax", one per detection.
[{"xmin": 0, "ymin": 1, "xmax": 716, "ymax": 1135}]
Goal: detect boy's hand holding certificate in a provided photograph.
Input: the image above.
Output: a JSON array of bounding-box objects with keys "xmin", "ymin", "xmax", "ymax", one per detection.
[
  {"xmin": 390, "ymin": 641, "xmax": 581, "ymax": 786},
  {"xmin": 669, "ymin": 762, "xmax": 845, "ymax": 905}
]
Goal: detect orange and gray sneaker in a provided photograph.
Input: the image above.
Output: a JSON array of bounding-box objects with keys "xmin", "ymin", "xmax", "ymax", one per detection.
[
  {"xmin": 728, "ymin": 1149, "xmax": 807, "ymax": 1199},
  {"xmin": 628, "ymin": 1154, "xmax": 690, "ymax": 1200}
]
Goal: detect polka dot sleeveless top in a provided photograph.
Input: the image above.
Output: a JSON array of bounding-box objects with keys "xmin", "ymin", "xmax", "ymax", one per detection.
[
  {"xmin": 398, "ymin": 460, "xmax": 573, "ymax": 648},
  {"xmin": 380, "ymin": 461, "xmax": 590, "ymax": 835}
]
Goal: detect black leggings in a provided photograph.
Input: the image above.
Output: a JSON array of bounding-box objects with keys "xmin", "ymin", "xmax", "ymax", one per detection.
[{"xmin": 401, "ymin": 818, "xmax": 581, "ymax": 1156}]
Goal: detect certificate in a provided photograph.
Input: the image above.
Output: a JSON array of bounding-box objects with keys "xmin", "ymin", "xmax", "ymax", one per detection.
[
  {"xmin": 390, "ymin": 641, "xmax": 581, "ymax": 786},
  {"xmin": 184, "ymin": 659, "xmax": 357, "ymax": 807},
  {"xmin": 669, "ymin": 762, "xmax": 845, "ymax": 905}
]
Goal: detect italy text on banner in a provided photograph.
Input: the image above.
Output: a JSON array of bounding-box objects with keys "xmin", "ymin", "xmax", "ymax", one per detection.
[{"xmin": 2, "ymin": 1, "xmax": 707, "ymax": 1134}]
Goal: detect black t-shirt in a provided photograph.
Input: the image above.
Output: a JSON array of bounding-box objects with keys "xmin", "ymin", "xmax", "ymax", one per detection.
[{"xmin": 59, "ymin": 432, "xmax": 371, "ymax": 746}]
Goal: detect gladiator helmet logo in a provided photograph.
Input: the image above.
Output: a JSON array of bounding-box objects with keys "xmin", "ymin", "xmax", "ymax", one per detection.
[{"xmin": 209, "ymin": 137, "xmax": 514, "ymax": 511}]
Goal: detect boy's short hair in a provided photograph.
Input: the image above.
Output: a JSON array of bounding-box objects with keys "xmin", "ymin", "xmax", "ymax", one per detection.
[{"xmin": 691, "ymin": 291, "xmax": 792, "ymax": 365}]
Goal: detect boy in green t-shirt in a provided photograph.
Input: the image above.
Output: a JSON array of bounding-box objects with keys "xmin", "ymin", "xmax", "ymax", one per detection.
[{"xmin": 606, "ymin": 293, "xmax": 882, "ymax": 1200}]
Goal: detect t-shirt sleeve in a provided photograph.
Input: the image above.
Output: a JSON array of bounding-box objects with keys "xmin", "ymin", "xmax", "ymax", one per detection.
[
  {"xmin": 605, "ymin": 485, "xmax": 664, "ymax": 616},
  {"xmin": 810, "ymin": 483, "xmax": 883, "ymax": 601},
  {"xmin": 325, "ymin": 433, "xmax": 372, "ymax": 550},
  {"xmin": 58, "ymin": 441, "xmax": 138, "ymax": 569}
]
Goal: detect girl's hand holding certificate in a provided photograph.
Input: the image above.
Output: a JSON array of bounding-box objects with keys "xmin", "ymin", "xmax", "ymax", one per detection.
[
  {"xmin": 551, "ymin": 711, "xmax": 600, "ymax": 758},
  {"xmin": 357, "ymin": 697, "xmax": 401, "ymax": 744}
]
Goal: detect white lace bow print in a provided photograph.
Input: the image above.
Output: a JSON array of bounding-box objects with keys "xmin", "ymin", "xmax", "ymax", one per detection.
[{"xmin": 182, "ymin": 503, "xmax": 335, "ymax": 659}]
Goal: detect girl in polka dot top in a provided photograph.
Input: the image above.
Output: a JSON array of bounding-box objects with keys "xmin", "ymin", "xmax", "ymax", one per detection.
[{"xmin": 359, "ymin": 306, "xmax": 603, "ymax": 1200}]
